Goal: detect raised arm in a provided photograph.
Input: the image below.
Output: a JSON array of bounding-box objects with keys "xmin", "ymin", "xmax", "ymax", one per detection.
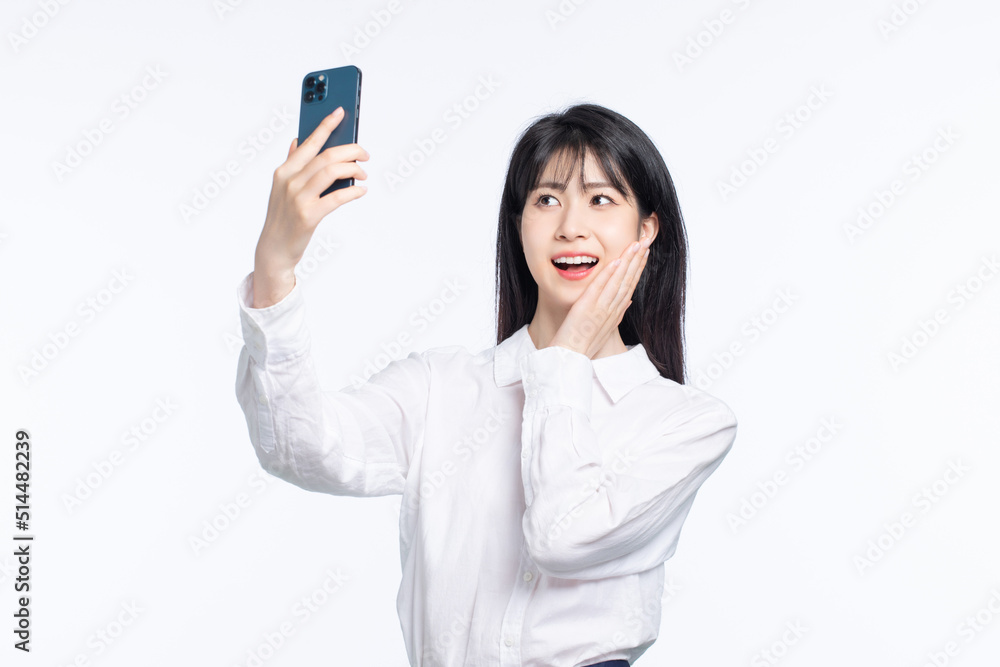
[
  {"xmin": 235, "ymin": 106, "xmax": 431, "ymax": 495},
  {"xmin": 235, "ymin": 272, "xmax": 430, "ymax": 496}
]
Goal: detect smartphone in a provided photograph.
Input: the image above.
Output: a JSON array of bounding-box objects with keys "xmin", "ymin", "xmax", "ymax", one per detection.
[{"xmin": 297, "ymin": 65, "xmax": 362, "ymax": 196}]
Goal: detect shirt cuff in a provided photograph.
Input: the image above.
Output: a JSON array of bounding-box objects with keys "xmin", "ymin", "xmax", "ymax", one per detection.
[
  {"xmin": 519, "ymin": 345, "xmax": 594, "ymax": 414},
  {"xmin": 236, "ymin": 271, "xmax": 311, "ymax": 367}
]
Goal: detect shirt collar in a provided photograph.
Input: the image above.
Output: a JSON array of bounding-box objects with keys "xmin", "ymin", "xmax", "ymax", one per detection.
[{"xmin": 492, "ymin": 323, "xmax": 662, "ymax": 404}]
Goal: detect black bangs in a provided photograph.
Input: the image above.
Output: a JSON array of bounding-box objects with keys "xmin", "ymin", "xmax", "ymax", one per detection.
[{"xmin": 518, "ymin": 125, "xmax": 636, "ymax": 214}]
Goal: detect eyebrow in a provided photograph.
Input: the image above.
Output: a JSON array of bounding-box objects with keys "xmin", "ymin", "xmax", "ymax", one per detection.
[{"xmin": 533, "ymin": 180, "xmax": 619, "ymax": 192}]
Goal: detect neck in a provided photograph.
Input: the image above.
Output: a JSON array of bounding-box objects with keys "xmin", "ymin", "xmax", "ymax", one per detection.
[{"xmin": 526, "ymin": 308, "xmax": 629, "ymax": 360}]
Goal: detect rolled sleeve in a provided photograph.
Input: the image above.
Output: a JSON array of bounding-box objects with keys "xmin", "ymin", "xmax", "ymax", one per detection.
[
  {"xmin": 237, "ymin": 271, "xmax": 310, "ymax": 367},
  {"xmin": 233, "ymin": 271, "xmax": 430, "ymax": 497}
]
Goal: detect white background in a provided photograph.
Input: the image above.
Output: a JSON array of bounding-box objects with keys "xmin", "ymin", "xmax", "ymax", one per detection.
[{"xmin": 2, "ymin": 0, "xmax": 999, "ymax": 665}]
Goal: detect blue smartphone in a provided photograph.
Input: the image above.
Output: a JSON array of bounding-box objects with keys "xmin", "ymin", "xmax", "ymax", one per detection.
[{"xmin": 297, "ymin": 65, "xmax": 362, "ymax": 196}]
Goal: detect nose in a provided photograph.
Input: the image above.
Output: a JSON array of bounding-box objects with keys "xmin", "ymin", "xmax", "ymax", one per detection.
[{"xmin": 554, "ymin": 202, "xmax": 590, "ymax": 240}]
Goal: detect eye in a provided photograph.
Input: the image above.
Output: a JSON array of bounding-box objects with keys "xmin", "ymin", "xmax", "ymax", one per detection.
[
  {"xmin": 592, "ymin": 194, "xmax": 616, "ymax": 206},
  {"xmin": 536, "ymin": 194, "xmax": 559, "ymax": 206}
]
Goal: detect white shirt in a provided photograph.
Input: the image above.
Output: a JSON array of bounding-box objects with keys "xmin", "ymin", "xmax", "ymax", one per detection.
[{"xmin": 234, "ymin": 272, "xmax": 738, "ymax": 667}]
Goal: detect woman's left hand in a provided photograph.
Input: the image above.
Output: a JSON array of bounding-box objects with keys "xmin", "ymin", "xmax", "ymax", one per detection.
[{"xmin": 548, "ymin": 233, "xmax": 653, "ymax": 358}]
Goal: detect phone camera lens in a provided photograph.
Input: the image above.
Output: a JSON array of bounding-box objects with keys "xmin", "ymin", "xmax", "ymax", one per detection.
[
  {"xmin": 304, "ymin": 90, "xmax": 315, "ymax": 103},
  {"xmin": 317, "ymin": 93, "xmax": 325, "ymax": 101},
  {"xmin": 317, "ymin": 81, "xmax": 326, "ymax": 93},
  {"xmin": 305, "ymin": 76, "xmax": 316, "ymax": 88}
]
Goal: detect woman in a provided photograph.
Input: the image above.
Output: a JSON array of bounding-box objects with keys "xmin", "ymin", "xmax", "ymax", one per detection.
[{"xmin": 235, "ymin": 102, "xmax": 738, "ymax": 667}]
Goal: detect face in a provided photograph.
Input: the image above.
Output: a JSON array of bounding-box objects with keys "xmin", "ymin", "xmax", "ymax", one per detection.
[{"xmin": 519, "ymin": 149, "xmax": 658, "ymax": 309}]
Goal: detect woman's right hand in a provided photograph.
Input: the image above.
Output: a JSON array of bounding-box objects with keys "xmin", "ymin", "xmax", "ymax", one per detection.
[{"xmin": 252, "ymin": 107, "xmax": 370, "ymax": 308}]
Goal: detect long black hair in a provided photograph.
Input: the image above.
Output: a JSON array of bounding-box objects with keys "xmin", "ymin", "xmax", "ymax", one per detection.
[{"xmin": 494, "ymin": 103, "xmax": 689, "ymax": 384}]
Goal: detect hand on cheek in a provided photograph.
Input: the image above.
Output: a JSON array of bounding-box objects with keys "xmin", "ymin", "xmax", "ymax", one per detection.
[{"xmin": 548, "ymin": 233, "xmax": 652, "ymax": 358}]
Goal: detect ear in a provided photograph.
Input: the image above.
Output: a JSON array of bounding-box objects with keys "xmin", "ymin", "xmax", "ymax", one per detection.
[{"xmin": 640, "ymin": 212, "xmax": 659, "ymax": 243}]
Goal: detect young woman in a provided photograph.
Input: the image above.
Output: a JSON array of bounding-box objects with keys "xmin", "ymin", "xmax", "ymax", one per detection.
[{"xmin": 235, "ymin": 103, "xmax": 738, "ymax": 667}]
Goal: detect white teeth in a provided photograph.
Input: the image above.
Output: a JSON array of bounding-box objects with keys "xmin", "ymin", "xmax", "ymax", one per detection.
[{"xmin": 553, "ymin": 256, "xmax": 598, "ymax": 265}]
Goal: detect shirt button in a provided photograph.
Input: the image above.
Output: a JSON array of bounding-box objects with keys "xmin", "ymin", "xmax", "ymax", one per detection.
[
  {"xmin": 523, "ymin": 571, "xmax": 533, "ymax": 582},
  {"xmin": 527, "ymin": 388, "xmax": 538, "ymax": 398},
  {"xmin": 504, "ymin": 637, "xmax": 513, "ymax": 647},
  {"xmin": 526, "ymin": 373, "xmax": 535, "ymax": 383},
  {"xmin": 258, "ymin": 394, "xmax": 268, "ymax": 404},
  {"xmin": 521, "ymin": 449, "xmax": 529, "ymax": 459}
]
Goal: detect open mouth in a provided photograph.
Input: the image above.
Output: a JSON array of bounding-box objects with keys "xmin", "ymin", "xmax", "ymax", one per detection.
[
  {"xmin": 551, "ymin": 257, "xmax": 599, "ymax": 280},
  {"xmin": 551, "ymin": 258, "xmax": 599, "ymax": 272}
]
